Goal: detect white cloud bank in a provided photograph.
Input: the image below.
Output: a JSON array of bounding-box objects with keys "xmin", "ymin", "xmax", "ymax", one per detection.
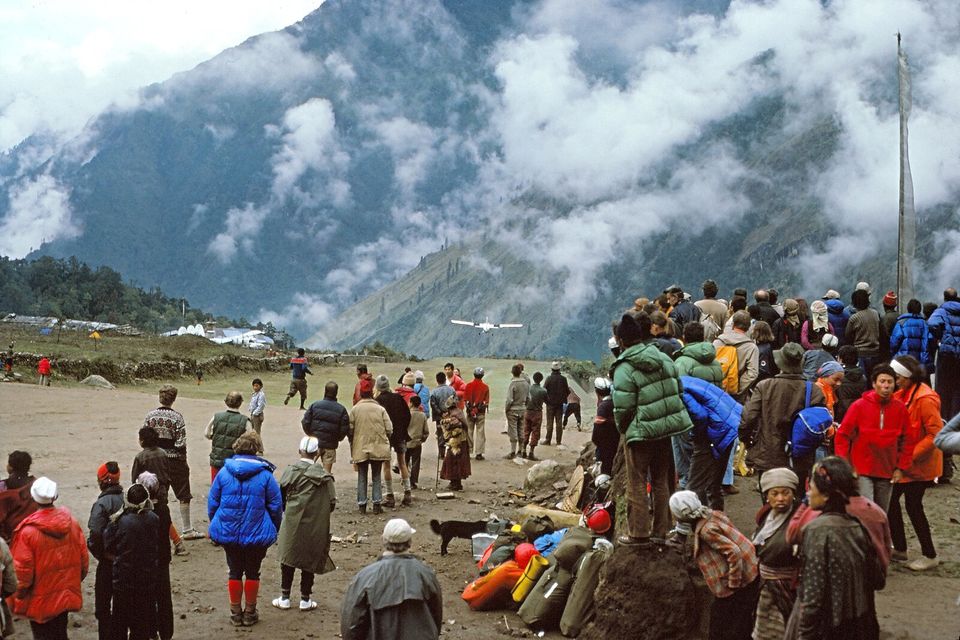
[{"xmin": 0, "ymin": 175, "xmax": 78, "ymax": 257}]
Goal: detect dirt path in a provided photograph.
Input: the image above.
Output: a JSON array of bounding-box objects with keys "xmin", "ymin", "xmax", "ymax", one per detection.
[{"xmin": 1, "ymin": 382, "xmax": 957, "ymax": 639}]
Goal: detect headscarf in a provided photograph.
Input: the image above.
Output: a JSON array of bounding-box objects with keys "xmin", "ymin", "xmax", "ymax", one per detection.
[
  {"xmin": 810, "ymin": 300, "xmax": 829, "ymax": 331},
  {"xmin": 669, "ymin": 490, "xmax": 711, "ymax": 522},
  {"xmin": 783, "ymin": 299, "xmax": 800, "ymax": 327},
  {"xmin": 136, "ymin": 471, "xmax": 159, "ymax": 499},
  {"xmin": 111, "ymin": 484, "xmax": 153, "ymax": 522},
  {"xmin": 817, "ymin": 360, "xmax": 844, "ymax": 378}
]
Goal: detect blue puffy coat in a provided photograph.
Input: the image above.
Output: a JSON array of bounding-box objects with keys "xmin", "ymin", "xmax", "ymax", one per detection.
[
  {"xmin": 890, "ymin": 313, "xmax": 931, "ymax": 364},
  {"xmin": 929, "ymin": 300, "xmax": 960, "ymax": 357},
  {"xmin": 824, "ymin": 299, "xmax": 849, "ymax": 344},
  {"xmin": 208, "ymin": 455, "xmax": 282, "ymax": 547},
  {"xmin": 680, "ymin": 376, "xmax": 741, "ymax": 458}
]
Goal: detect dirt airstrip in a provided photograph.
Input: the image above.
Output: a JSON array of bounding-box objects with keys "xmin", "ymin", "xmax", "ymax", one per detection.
[{"xmin": 1, "ymin": 381, "xmax": 958, "ymax": 639}]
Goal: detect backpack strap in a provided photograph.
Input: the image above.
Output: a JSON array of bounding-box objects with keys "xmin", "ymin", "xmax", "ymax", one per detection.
[{"xmin": 804, "ymin": 381, "xmax": 812, "ymax": 409}]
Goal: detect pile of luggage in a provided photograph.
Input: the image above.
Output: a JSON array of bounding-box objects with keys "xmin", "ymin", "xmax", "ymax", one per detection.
[{"xmin": 461, "ymin": 511, "xmax": 614, "ymax": 637}]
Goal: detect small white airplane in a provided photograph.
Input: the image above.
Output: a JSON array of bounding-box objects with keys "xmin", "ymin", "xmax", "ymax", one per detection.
[{"xmin": 450, "ymin": 317, "xmax": 524, "ymax": 334}]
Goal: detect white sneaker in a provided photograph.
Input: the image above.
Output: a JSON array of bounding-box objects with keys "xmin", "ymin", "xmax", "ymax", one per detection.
[
  {"xmin": 272, "ymin": 596, "xmax": 291, "ymax": 610},
  {"xmin": 181, "ymin": 528, "xmax": 206, "ymax": 540},
  {"xmin": 299, "ymin": 599, "xmax": 318, "ymax": 611},
  {"xmin": 907, "ymin": 556, "xmax": 939, "ymax": 571}
]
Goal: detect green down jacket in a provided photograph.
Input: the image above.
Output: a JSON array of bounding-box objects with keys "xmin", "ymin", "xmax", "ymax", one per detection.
[
  {"xmin": 612, "ymin": 341, "xmax": 693, "ymax": 444},
  {"xmin": 673, "ymin": 342, "xmax": 723, "ymax": 385}
]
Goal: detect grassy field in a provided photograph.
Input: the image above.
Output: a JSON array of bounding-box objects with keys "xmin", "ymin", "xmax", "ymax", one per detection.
[
  {"xmin": 0, "ymin": 325, "xmax": 254, "ymax": 362},
  {"xmin": 0, "ymin": 324, "xmax": 587, "ymax": 404}
]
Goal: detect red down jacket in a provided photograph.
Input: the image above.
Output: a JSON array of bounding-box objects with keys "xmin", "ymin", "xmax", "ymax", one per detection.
[
  {"xmin": 10, "ymin": 507, "xmax": 88, "ymax": 623},
  {"xmin": 835, "ymin": 390, "xmax": 912, "ymax": 479}
]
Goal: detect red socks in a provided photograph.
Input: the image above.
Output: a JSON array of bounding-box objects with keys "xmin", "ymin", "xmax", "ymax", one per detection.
[
  {"xmin": 228, "ymin": 579, "xmax": 243, "ymax": 606},
  {"xmin": 243, "ymin": 579, "xmax": 260, "ymax": 608}
]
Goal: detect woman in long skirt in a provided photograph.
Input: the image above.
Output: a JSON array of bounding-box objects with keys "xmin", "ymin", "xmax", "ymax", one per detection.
[{"xmin": 439, "ymin": 396, "xmax": 471, "ymax": 491}]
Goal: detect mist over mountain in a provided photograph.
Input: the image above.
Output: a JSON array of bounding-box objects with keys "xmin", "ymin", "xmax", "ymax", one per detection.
[{"xmin": 2, "ymin": 0, "xmax": 960, "ymax": 359}]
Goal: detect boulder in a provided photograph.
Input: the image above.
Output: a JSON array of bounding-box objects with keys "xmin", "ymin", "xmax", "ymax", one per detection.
[
  {"xmin": 80, "ymin": 375, "xmax": 115, "ymax": 389},
  {"xmin": 524, "ymin": 459, "xmax": 564, "ymax": 491}
]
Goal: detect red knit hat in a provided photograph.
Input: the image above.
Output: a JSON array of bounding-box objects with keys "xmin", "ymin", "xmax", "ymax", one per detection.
[
  {"xmin": 97, "ymin": 461, "xmax": 121, "ymax": 485},
  {"xmin": 882, "ymin": 290, "xmax": 898, "ymax": 307}
]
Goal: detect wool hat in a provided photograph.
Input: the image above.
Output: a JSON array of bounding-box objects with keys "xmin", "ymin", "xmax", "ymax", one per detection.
[
  {"xmin": 474, "ymin": 367, "xmax": 485, "ymax": 377},
  {"xmin": 773, "ymin": 342, "xmax": 804, "ymax": 373},
  {"xmin": 883, "ymin": 290, "xmax": 898, "ymax": 307},
  {"xmin": 817, "ymin": 360, "xmax": 844, "ymax": 378},
  {"xmin": 821, "ymin": 334, "xmax": 839, "ymax": 349},
  {"xmin": 733, "ymin": 288, "xmax": 748, "ymax": 298},
  {"xmin": 382, "ymin": 518, "xmax": 415, "ymax": 543},
  {"xmin": 856, "ymin": 281, "xmax": 872, "ymax": 294},
  {"xmin": 31, "ymin": 477, "xmax": 58, "ymax": 505},
  {"xmin": 97, "ymin": 461, "xmax": 121, "ymax": 486},
  {"xmin": 823, "ymin": 289, "xmax": 841, "ymax": 300},
  {"xmin": 783, "ymin": 299, "xmax": 799, "ymax": 316},
  {"xmin": 402, "ymin": 372, "xmax": 416, "ymax": 385},
  {"xmin": 551, "ymin": 361, "xmax": 562, "ymax": 371},
  {"xmin": 759, "ymin": 467, "xmax": 799, "ymax": 493},
  {"xmin": 299, "ymin": 436, "xmax": 320, "ymax": 454},
  {"xmin": 375, "ymin": 374, "xmax": 391, "ymax": 392}
]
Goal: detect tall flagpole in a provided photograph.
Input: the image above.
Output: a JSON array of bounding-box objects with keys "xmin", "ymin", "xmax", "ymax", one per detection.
[{"xmin": 897, "ymin": 33, "xmax": 916, "ymax": 313}]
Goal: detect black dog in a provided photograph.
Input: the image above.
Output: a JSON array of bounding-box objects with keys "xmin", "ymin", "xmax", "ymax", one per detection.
[{"xmin": 429, "ymin": 519, "xmax": 487, "ymax": 555}]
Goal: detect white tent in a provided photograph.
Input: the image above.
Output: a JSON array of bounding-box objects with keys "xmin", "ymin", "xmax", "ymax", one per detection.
[{"xmin": 177, "ymin": 326, "xmax": 187, "ymax": 336}]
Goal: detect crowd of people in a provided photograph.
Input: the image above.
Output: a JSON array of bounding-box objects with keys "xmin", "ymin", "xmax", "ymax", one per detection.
[{"xmin": 1, "ymin": 278, "xmax": 959, "ymax": 639}]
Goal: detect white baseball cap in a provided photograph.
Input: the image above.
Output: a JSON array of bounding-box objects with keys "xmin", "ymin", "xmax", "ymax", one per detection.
[
  {"xmin": 298, "ymin": 436, "xmax": 320, "ymax": 454},
  {"xmin": 382, "ymin": 518, "xmax": 416, "ymax": 543}
]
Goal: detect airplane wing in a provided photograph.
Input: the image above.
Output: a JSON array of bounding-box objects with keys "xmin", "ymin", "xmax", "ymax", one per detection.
[
  {"xmin": 451, "ymin": 320, "xmax": 478, "ymax": 327},
  {"xmin": 496, "ymin": 323, "xmax": 524, "ymax": 329}
]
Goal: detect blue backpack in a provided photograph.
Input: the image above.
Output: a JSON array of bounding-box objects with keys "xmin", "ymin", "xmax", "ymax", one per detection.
[{"xmin": 788, "ymin": 382, "xmax": 833, "ymax": 459}]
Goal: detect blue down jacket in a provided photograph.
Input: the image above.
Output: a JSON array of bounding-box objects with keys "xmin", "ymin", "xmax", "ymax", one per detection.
[
  {"xmin": 929, "ymin": 301, "xmax": 960, "ymax": 357},
  {"xmin": 208, "ymin": 455, "xmax": 282, "ymax": 547},
  {"xmin": 825, "ymin": 299, "xmax": 849, "ymax": 344},
  {"xmin": 890, "ymin": 313, "xmax": 931, "ymax": 364},
  {"xmin": 680, "ymin": 376, "xmax": 741, "ymax": 459}
]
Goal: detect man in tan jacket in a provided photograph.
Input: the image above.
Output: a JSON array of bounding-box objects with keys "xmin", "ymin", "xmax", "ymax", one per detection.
[{"xmin": 348, "ymin": 378, "xmax": 392, "ymax": 514}]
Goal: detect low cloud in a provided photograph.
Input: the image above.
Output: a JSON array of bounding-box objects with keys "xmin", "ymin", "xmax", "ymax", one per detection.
[
  {"xmin": 207, "ymin": 202, "xmax": 263, "ymax": 264},
  {"xmin": 0, "ymin": 174, "xmax": 78, "ymax": 257}
]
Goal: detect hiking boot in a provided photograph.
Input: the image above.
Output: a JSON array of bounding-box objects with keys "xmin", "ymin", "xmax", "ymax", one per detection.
[
  {"xmin": 518, "ymin": 449, "xmax": 527, "ymax": 459},
  {"xmin": 358, "ymin": 503, "xmax": 367, "ymax": 515},
  {"xmin": 173, "ymin": 541, "xmax": 189, "ymax": 556},
  {"xmin": 230, "ymin": 606, "xmax": 244, "ymax": 627},
  {"xmin": 242, "ymin": 607, "xmax": 259, "ymax": 626},
  {"xmin": 542, "ymin": 440, "xmax": 552, "ymax": 446},
  {"xmin": 450, "ymin": 481, "xmax": 463, "ymax": 491},
  {"xmin": 272, "ymin": 596, "xmax": 291, "ymax": 610},
  {"xmin": 891, "ymin": 550, "xmax": 909, "ymax": 563},
  {"xmin": 721, "ymin": 484, "xmax": 740, "ymax": 495},
  {"xmin": 384, "ymin": 493, "xmax": 396, "ymax": 508},
  {"xmin": 373, "ymin": 503, "xmax": 384, "ymax": 515},
  {"xmin": 908, "ymin": 556, "xmax": 939, "ymax": 571},
  {"xmin": 401, "ymin": 490, "xmax": 412, "ymax": 506},
  {"xmin": 181, "ymin": 528, "xmax": 205, "ymax": 540},
  {"xmin": 527, "ymin": 448, "xmax": 537, "ymax": 461}
]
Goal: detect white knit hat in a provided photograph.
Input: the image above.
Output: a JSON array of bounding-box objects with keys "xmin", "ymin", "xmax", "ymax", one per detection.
[
  {"xmin": 31, "ymin": 477, "xmax": 58, "ymax": 505},
  {"xmin": 382, "ymin": 518, "xmax": 415, "ymax": 543},
  {"xmin": 298, "ymin": 436, "xmax": 320, "ymax": 454}
]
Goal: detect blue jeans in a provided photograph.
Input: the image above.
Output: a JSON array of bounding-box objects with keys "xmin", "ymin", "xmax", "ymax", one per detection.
[
  {"xmin": 357, "ymin": 460, "xmax": 383, "ymax": 506},
  {"xmin": 723, "ymin": 437, "xmax": 738, "ymax": 485},
  {"xmin": 671, "ymin": 432, "xmax": 693, "ymax": 489}
]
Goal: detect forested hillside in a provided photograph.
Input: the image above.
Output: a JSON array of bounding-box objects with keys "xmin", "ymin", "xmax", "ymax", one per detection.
[{"xmin": 0, "ymin": 256, "xmax": 261, "ymax": 335}]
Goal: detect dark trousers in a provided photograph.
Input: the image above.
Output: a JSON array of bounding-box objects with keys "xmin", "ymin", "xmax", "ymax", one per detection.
[
  {"xmin": 94, "ymin": 560, "xmax": 116, "ymax": 640},
  {"xmin": 280, "ymin": 563, "xmax": 315, "ymax": 599},
  {"xmin": 223, "ymin": 544, "xmax": 268, "ymax": 580},
  {"xmin": 936, "ymin": 353, "xmax": 960, "ymax": 418},
  {"xmin": 156, "ymin": 562, "xmax": 173, "ymax": 640},
  {"xmin": 889, "ymin": 481, "xmax": 936, "ymax": 558},
  {"xmin": 688, "ymin": 441, "xmax": 727, "ymax": 511},
  {"xmin": 624, "ymin": 438, "xmax": 673, "ymax": 539},
  {"xmin": 405, "ymin": 446, "xmax": 423, "ymax": 486},
  {"xmin": 562, "ymin": 403, "xmax": 581, "ymax": 427},
  {"xmin": 30, "ymin": 612, "xmax": 69, "ymax": 640},
  {"xmin": 709, "ymin": 578, "xmax": 761, "ymax": 640},
  {"xmin": 544, "ymin": 404, "xmax": 564, "ymax": 443},
  {"xmin": 114, "ymin": 591, "xmax": 157, "ymax": 640}
]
